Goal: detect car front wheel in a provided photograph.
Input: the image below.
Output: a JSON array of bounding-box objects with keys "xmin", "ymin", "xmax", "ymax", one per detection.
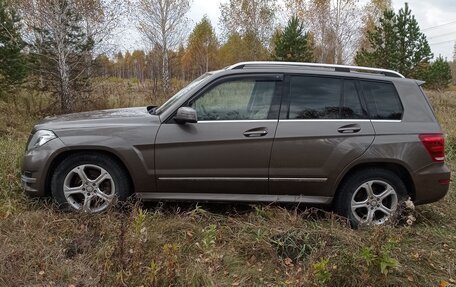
[{"xmin": 51, "ymin": 153, "xmax": 131, "ymax": 213}]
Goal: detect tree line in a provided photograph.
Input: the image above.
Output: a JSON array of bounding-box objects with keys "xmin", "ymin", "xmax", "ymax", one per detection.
[{"xmin": 0, "ymin": 0, "xmax": 454, "ymax": 114}]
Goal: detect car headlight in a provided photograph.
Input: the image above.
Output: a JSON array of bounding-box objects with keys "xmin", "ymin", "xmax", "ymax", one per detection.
[{"xmin": 27, "ymin": 130, "xmax": 57, "ymax": 151}]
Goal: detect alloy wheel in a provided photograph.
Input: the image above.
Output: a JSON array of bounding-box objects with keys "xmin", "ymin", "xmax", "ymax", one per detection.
[
  {"xmin": 63, "ymin": 164, "xmax": 116, "ymax": 213},
  {"xmin": 351, "ymin": 180, "xmax": 398, "ymax": 225}
]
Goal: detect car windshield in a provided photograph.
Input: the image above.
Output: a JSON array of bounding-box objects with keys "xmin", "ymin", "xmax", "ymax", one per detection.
[{"xmin": 154, "ymin": 72, "xmax": 213, "ymax": 115}]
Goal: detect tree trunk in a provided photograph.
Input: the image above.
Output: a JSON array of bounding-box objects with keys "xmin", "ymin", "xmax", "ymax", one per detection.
[
  {"xmin": 205, "ymin": 47, "xmax": 209, "ymax": 72},
  {"xmin": 60, "ymin": 66, "xmax": 72, "ymax": 113},
  {"xmin": 58, "ymin": 51, "xmax": 72, "ymax": 113},
  {"xmin": 162, "ymin": 47, "xmax": 170, "ymax": 94}
]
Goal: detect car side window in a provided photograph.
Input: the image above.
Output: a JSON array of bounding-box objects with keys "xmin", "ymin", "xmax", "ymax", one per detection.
[
  {"xmin": 288, "ymin": 76, "xmax": 342, "ymax": 119},
  {"xmin": 287, "ymin": 76, "xmax": 366, "ymax": 120},
  {"xmin": 360, "ymin": 81, "xmax": 403, "ymax": 120},
  {"xmin": 342, "ymin": 80, "xmax": 366, "ymax": 119},
  {"xmin": 191, "ymin": 79, "xmax": 276, "ymax": 121}
]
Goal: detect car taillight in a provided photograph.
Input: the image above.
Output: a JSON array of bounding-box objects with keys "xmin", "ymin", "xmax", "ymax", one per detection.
[{"xmin": 419, "ymin": 134, "xmax": 445, "ymax": 162}]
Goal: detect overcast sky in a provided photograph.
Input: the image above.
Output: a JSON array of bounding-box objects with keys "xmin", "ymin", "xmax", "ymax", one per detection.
[{"xmin": 119, "ymin": 0, "xmax": 456, "ymax": 61}]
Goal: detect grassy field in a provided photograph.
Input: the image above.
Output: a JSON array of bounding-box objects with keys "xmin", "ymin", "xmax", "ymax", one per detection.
[{"xmin": 0, "ymin": 83, "xmax": 455, "ymax": 287}]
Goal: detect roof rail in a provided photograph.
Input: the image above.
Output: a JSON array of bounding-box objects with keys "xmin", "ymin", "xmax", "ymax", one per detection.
[{"xmin": 226, "ymin": 61, "xmax": 405, "ymax": 78}]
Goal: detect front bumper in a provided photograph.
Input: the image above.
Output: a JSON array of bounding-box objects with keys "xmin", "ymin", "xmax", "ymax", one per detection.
[
  {"xmin": 21, "ymin": 173, "xmax": 38, "ymax": 193},
  {"xmin": 21, "ymin": 138, "xmax": 67, "ymax": 197}
]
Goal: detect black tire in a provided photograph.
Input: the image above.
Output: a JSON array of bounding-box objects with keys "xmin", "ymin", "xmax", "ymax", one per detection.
[
  {"xmin": 51, "ymin": 153, "xmax": 131, "ymax": 212},
  {"xmin": 334, "ymin": 168, "xmax": 408, "ymax": 228}
]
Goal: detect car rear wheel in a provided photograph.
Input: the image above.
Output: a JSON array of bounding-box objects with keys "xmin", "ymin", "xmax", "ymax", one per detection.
[
  {"xmin": 335, "ymin": 168, "xmax": 407, "ymax": 228},
  {"xmin": 51, "ymin": 153, "xmax": 131, "ymax": 213}
]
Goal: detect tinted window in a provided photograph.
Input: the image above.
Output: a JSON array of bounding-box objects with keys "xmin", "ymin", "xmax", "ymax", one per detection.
[
  {"xmin": 191, "ymin": 79, "xmax": 276, "ymax": 121},
  {"xmin": 156, "ymin": 72, "xmax": 212, "ymax": 115},
  {"xmin": 342, "ymin": 80, "xmax": 365, "ymax": 119},
  {"xmin": 361, "ymin": 81, "xmax": 403, "ymax": 120},
  {"xmin": 289, "ymin": 76, "xmax": 342, "ymax": 119}
]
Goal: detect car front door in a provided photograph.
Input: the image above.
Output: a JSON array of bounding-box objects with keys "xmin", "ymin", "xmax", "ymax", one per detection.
[
  {"xmin": 155, "ymin": 74, "xmax": 283, "ymax": 196},
  {"xmin": 269, "ymin": 75, "xmax": 376, "ymax": 201}
]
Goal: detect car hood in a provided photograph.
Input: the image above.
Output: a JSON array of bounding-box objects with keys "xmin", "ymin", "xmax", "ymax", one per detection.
[{"xmin": 34, "ymin": 107, "xmax": 160, "ymax": 132}]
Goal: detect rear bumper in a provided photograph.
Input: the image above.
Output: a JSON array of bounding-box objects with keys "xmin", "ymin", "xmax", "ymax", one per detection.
[
  {"xmin": 21, "ymin": 138, "xmax": 67, "ymax": 197},
  {"xmin": 413, "ymin": 163, "xmax": 451, "ymax": 205}
]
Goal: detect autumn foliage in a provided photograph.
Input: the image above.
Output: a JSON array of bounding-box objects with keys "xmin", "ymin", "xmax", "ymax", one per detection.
[{"xmin": 0, "ymin": 0, "xmax": 454, "ymax": 112}]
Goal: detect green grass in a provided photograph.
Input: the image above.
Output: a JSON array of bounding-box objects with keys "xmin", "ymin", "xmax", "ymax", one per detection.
[{"xmin": 0, "ymin": 86, "xmax": 455, "ymax": 286}]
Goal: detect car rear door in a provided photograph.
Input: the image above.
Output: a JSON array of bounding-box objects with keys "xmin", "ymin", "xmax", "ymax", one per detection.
[
  {"xmin": 155, "ymin": 74, "xmax": 283, "ymax": 195},
  {"xmin": 269, "ymin": 75, "xmax": 376, "ymax": 200}
]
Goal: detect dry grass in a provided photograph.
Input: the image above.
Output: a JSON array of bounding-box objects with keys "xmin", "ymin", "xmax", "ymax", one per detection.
[
  {"xmin": 427, "ymin": 90, "xmax": 456, "ymax": 161},
  {"xmin": 82, "ymin": 78, "xmax": 170, "ymax": 111},
  {"xmin": 0, "ymin": 84, "xmax": 455, "ymax": 287}
]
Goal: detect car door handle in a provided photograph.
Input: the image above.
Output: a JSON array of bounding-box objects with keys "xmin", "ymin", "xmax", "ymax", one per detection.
[
  {"xmin": 243, "ymin": 128, "xmax": 269, "ymax": 137},
  {"xmin": 337, "ymin": 124, "xmax": 361, "ymax": 134}
]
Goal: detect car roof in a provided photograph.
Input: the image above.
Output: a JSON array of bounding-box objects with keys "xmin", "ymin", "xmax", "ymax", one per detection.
[{"xmin": 210, "ymin": 61, "xmax": 416, "ymax": 84}]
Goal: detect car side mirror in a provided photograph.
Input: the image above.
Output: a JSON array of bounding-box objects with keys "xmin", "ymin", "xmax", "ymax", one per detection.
[{"xmin": 174, "ymin": 107, "xmax": 198, "ymax": 124}]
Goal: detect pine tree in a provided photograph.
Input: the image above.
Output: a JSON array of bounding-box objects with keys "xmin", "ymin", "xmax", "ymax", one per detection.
[
  {"xmin": 355, "ymin": 3, "xmax": 432, "ymax": 78},
  {"xmin": 424, "ymin": 56, "xmax": 452, "ymax": 90},
  {"xmin": 272, "ymin": 16, "xmax": 315, "ymax": 62},
  {"xmin": 0, "ymin": 0, "xmax": 27, "ymax": 96}
]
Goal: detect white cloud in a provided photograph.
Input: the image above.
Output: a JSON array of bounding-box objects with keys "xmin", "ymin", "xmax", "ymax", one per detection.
[{"xmin": 188, "ymin": 0, "xmax": 221, "ymax": 27}]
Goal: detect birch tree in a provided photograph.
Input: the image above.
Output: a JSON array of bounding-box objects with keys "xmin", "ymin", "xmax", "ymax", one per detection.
[
  {"xmin": 286, "ymin": 0, "xmax": 362, "ymax": 64},
  {"xmin": 24, "ymin": 0, "xmax": 93, "ymax": 113},
  {"xmin": 137, "ymin": 0, "xmax": 191, "ymax": 94},
  {"xmin": 18, "ymin": 0, "xmax": 126, "ymax": 113},
  {"xmin": 359, "ymin": 0, "xmax": 392, "ymax": 50},
  {"xmin": 219, "ymin": 0, "xmax": 277, "ymax": 59}
]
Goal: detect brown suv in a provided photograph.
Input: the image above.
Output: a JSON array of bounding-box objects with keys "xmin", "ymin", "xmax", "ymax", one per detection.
[{"xmin": 21, "ymin": 62, "xmax": 451, "ymax": 227}]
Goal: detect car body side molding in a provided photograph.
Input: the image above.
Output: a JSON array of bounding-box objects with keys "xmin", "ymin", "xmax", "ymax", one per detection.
[{"xmin": 136, "ymin": 192, "xmax": 333, "ymax": 204}]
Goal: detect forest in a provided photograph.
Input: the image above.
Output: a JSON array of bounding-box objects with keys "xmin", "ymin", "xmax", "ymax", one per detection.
[{"xmin": 0, "ymin": 0, "xmax": 454, "ymax": 113}]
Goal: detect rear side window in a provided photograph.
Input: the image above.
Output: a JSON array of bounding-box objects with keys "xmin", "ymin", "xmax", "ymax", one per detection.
[
  {"xmin": 289, "ymin": 76, "xmax": 341, "ymax": 119},
  {"xmin": 360, "ymin": 81, "xmax": 403, "ymax": 120},
  {"xmin": 342, "ymin": 80, "xmax": 365, "ymax": 119},
  {"xmin": 287, "ymin": 76, "xmax": 366, "ymax": 119}
]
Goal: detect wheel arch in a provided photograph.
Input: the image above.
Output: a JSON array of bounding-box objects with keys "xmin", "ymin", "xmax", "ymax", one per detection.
[
  {"xmin": 44, "ymin": 149, "xmax": 135, "ymax": 196},
  {"xmin": 332, "ymin": 161, "xmax": 416, "ymax": 205}
]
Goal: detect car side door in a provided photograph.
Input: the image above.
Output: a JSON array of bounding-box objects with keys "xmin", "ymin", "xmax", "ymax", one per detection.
[
  {"xmin": 154, "ymin": 74, "xmax": 283, "ymax": 195},
  {"xmin": 269, "ymin": 75, "xmax": 376, "ymax": 201}
]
